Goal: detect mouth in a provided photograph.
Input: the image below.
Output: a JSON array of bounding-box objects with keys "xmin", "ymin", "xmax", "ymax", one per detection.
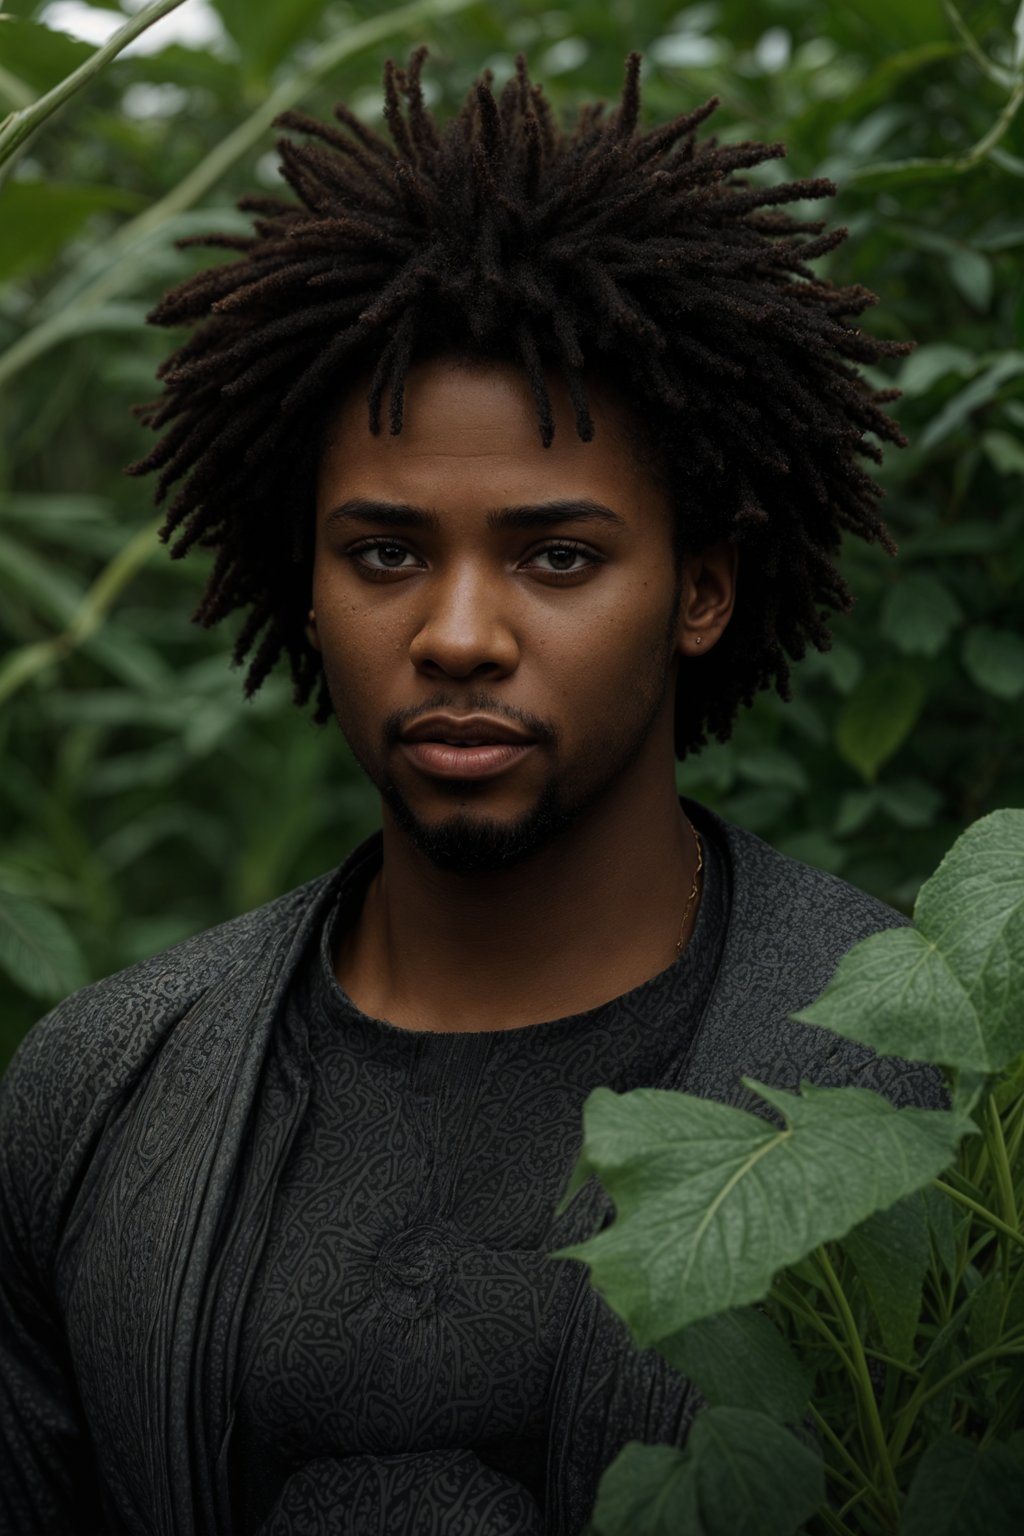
[{"xmin": 399, "ymin": 739, "xmax": 537, "ymax": 780}]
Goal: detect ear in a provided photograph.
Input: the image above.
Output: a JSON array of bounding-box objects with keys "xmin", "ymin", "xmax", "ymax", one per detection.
[
  {"xmin": 305, "ymin": 607, "xmax": 321, "ymax": 652},
  {"xmin": 676, "ymin": 541, "xmax": 738, "ymax": 657}
]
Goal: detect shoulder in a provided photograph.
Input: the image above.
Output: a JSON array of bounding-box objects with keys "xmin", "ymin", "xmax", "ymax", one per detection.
[
  {"xmin": 683, "ymin": 797, "xmax": 943, "ymax": 1110},
  {"xmin": 0, "ymin": 868, "xmax": 336, "ymax": 1259},
  {"xmin": 690, "ymin": 795, "xmax": 910, "ymax": 951}
]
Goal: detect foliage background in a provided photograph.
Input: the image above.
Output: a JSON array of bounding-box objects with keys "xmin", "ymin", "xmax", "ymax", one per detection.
[{"xmin": 1, "ymin": 0, "xmax": 1022, "ymax": 1069}]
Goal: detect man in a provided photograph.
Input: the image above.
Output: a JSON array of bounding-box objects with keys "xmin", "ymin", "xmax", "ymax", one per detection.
[{"xmin": 0, "ymin": 52, "xmax": 939, "ymax": 1535}]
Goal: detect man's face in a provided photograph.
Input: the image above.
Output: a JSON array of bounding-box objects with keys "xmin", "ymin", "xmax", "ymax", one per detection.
[{"xmin": 311, "ymin": 356, "xmax": 687, "ymax": 876}]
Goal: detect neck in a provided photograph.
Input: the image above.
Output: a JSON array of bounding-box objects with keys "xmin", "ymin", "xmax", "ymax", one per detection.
[{"xmin": 334, "ymin": 754, "xmax": 703, "ymax": 1033}]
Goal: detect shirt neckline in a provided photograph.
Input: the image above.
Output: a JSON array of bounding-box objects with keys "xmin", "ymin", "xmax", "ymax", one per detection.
[{"xmin": 311, "ymin": 803, "xmax": 729, "ymax": 1044}]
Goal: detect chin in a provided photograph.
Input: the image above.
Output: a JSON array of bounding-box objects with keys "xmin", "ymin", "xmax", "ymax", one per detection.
[{"xmin": 380, "ymin": 778, "xmax": 576, "ymax": 876}]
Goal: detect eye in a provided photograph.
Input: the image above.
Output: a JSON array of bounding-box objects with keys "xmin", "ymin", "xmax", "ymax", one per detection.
[
  {"xmin": 348, "ymin": 540, "xmax": 420, "ymax": 574},
  {"xmin": 524, "ymin": 541, "xmax": 601, "ymax": 577}
]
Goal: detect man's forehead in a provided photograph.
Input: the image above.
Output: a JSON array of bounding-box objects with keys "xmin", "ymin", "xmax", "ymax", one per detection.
[{"xmin": 322, "ymin": 354, "xmax": 641, "ymax": 457}]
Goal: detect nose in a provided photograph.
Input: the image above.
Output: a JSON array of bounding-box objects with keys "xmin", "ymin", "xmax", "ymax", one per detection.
[{"xmin": 407, "ymin": 562, "xmax": 521, "ymax": 680}]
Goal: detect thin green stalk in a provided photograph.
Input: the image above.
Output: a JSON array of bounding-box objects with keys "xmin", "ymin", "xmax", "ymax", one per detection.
[
  {"xmin": 862, "ymin": 1348, "xmax": 921, "ymax": 1378},
  {"xmin": 850, "ymin": 71, "xmax": 1024, "ymax": 185},
  {"xmin": 934, "ymin": 1178, "xmax": 1024, "ymax": 1250},
  {"xmin": 0, "ymin": 0, "xmax": 479, "ymax": 391},
  {"xmin": 838, "ymin": 1485, "xmax": 873, "ymax": 1523},
  {"xmin": 815, "ymin": 1248, "xmax": 901, "ymax": 1512},
  {"xmin": 944, "ymin": 0, "xmax": 1019, "ymax": 88},
  {"xmin": 816, "ymin": 1505, "xmax": 859, "ymax": 1536},
  {"xmin": 810, "ymin": 1407, "xmax": 877, "ymax": 1498},
  {"xmin": 770, "ymin": 1279, "xmax": 853, "ymax": 1367},
  {"xmin": 1004, "ymin": 1096, "xmax": 1024, "ymax": 1170},
  {"xmin": 0, "ymin": 0, "xmax": 187, "ymax": 169},
  {"xmin": 989, "ymin": 1096, "xmax": 1021, "ymax": 1230},
  {"xmin": 0, "ymin": 515, "xmax": 163, "ymax": 705}
]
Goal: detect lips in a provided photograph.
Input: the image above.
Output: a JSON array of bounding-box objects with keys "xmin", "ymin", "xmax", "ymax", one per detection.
[{"xmin": 399, "ymin": 714, "xmax": 536, "ymax": 747}]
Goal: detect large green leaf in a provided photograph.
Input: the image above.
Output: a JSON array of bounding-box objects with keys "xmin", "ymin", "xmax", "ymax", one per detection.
[
  {"xmin": 0, "ymin": 887, "xmax": 87, "ymax": 1000},
  {"xmin": 900, "ymin": 1436, "xmax": 1024, "ymax": 1534},
  {"xmin": 590, "ymin": 1409, "xmax": 824, "ymax": 1536},
  {"xmin": 793, "ymin": 809, "xmax": 1024, "ymax": 1073},
  {"xmin": 656, "ymin": 1308, "xmax": 811, "ymax": 1423},
  {"xmin": 841, "ymin": 1192, "xmax": 929, "ymax": 1362},
  {"xmin": 835, "ymin": 665, "xmax": 927, "ymax": 782},
  {"xmin": 553, "ymin": 1082, "xmax": 967, "ymax": 1343}
]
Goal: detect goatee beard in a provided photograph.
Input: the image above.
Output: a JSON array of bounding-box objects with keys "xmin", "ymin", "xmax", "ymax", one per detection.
[{"xmin": 379, "ymin": 776, "xmax": 578, "ymax": 876}]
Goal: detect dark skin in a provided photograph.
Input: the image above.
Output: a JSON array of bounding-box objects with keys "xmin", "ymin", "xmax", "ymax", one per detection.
[{"xmin": 307, "ymin": 357, "xmax": 737, "ymax": 1032}]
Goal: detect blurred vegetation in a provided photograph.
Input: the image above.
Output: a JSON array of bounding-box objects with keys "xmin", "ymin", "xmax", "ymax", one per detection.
[{"xmin": 0, "ymin": 0, "xmax": 1022, "ymax": 1069}]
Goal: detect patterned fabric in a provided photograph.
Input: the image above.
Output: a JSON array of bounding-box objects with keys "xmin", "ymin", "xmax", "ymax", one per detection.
[
  {"xmin": 0, "ymin": 797, "xmax": 944, "ymax": 1536},
  {"xmin": 230, "ymin": 817, "xmax": 728, "ymax": 1531},
  {"xmin": 251, "ymin": 1450, "xmax": 544, "ymax": 1536}
]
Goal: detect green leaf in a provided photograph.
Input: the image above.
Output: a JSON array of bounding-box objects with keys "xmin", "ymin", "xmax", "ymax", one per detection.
[
  {"xmin": 0, "ymin": 887, "xmax": 87, "ymax": 1000},
  {"xmin": 735, "ymin": 748, "xmax": 809, "ymax": 794},
  {"xmin": 880, "ymin": 573, "xmax": 964, "ymax": 658},
  {"xmin": 947, "ymin": 248, "xmax": 993, "ymax": 311},
  {"xmin": 834, "ymin": 788, "xmax": 878, "ymax": 837},
  {"xmin": 900, "ymin": 1436, "xmax": 1024, "ymax": 1535},
  {"xmin": 894, "ymin": 343, "xmax": 977, "ymax": 397},
  {"xmin": 993, "ymin": 1052, "xmax": 1024, "ymax": 1112},
  {"xmin": 962, "ymin": 626, "xmax": 1024, "ymax": 700},
  {"xmin": 0, "ymin": 18, "xmax": 94, "ymax": 95},
  {"xmin": 842, "ymin": 1193, "xmax": 929, "ymax": 1361},
  {"xmin": 656, "ymin": 1308, "xmax": 811, "ymax": 1423},
  {"xmin": 982, "ymin": 429, "xmax": 1024, "ymax": 476},
  {"xmin": 793, "ymin": 809, "xmax": 1024, "ymax": 1073},
  {"xmin": 967, "ymin": 1268, "xmax": 1024, "ymax": 1354},
  {"xmin": 0, "ymin": 181, "xmax": 143, "ymax": 284},
  {"xmin": 919, "ymin": 353, "xmax": 1024, "ymax": 453},
  {"xmin": 835, "ymin": 665, "xmax": 927, "ymax": 782},
  {"xmin": 553, "ymin": 1082, "xmax": 967, "ymax": 1342},
  {"xmin": 591, "ymin": 1409, "xmax": 823, "ymax": 1536},
  {"xmin": 899, "ymin": 521, "xmax": 1005, "ymax": 559},
  {"xmin": 210, "ymin": 0, "xmax": 333, "ymax": 85},
  {"xmin": 875, "ymin": 780, "xmax": 942, "ymax": 828},
  {"xmin": 801, "ymin": 639, "xmax": 863, "ymax": 694}
]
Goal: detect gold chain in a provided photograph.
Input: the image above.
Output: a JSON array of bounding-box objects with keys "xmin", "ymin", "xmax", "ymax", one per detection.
[{"xmin": 675, "ymin": 819, "xmax": 704, "ymax": 955}]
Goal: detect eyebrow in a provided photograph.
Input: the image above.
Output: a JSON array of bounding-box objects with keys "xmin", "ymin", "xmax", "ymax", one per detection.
[{"xmin": 324, "ymin": 496, "xmax": 627, "ymax": 532}]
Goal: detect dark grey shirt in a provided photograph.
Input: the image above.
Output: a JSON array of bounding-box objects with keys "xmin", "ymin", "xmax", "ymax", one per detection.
[{"xmin": 229, "ymin": 821, "xmax": 729, "ymax": 1532}]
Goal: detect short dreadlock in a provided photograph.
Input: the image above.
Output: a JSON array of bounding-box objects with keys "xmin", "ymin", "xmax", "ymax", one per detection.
[{"xmin": 129, "ymin": 50, "xmax": 911, "ymax": 758}]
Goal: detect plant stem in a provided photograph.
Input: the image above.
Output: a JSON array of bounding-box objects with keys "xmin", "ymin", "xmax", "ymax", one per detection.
[
  {"xmin": 862, "ymin": 1348, "xmax": 921, "ymax": 1377},
  {"xmin": 809, "ymin": 1406, "xmax": 877, "ymax": 1498},
  {"xmin": 0, "ymin": 0, "xmax": 187, "ymax": 170},
  {"xmin": 816, "ymin": 1508, "xmax": 859, "ymax": 1536},
  {"xmin": 934, "ymin": 1179, "xmax": 1024, "ymax": 1250},
  {"xmin": 0, "ymin": 515, "xmax": 163, "ymax": 705},
  {"xmin": 987, "ymin": 1095, "xmax": 1019, "ymax": 1232},
  {"xmin": 770, "ymin": 1279, "xmax": 854, "ymax": 1369},
  {"xmin": 814, "ymin": 1248, "xmax": 901, "ymax": 1513}
]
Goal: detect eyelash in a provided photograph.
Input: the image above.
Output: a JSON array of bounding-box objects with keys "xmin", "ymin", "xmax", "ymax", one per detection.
[{"xmin": 345, "ymin": 538, "xmax": 601, "ymax": 581}]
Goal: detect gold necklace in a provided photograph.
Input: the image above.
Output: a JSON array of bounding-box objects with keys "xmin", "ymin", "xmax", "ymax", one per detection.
[{"xmin": 675, "ymin": 819, "xmax": 704, "ymax": 956}]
